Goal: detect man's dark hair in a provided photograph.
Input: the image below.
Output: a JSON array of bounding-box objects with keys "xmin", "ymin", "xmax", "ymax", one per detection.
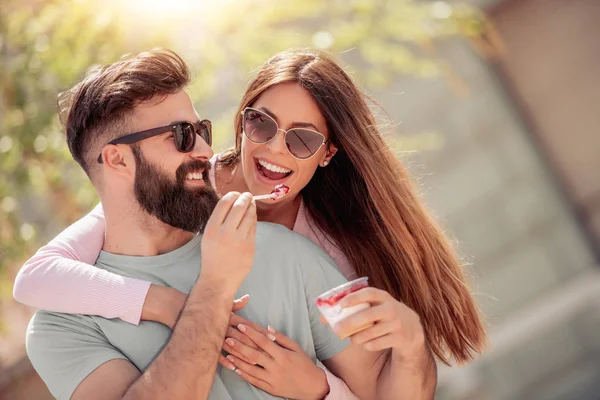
[{"xmin": 59, "ymin": 48, "xmax": 190, "ymax": 177}]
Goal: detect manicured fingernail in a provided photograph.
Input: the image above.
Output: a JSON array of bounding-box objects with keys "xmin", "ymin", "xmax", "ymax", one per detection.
[
  {"xmin": 226, "ymin": 338, "xmax": 235, "ymax": 346},
  {"xmin": 267, "ymin": 325, "xmax": 276, "ymax": 333},
  {"xmin": 226, "ymin": 355, "xmax": 235, "ymax": 364},
  {"xmin": 238, "ymin": 324, "xmax": 247, "ymax": 333},
  {"xmin": 235, "ymin": 369, "xmax": 242, "ymax": 376},
  {"xmin": 267, "ymin": 333, "xmax": 276, "ymax": 341}
]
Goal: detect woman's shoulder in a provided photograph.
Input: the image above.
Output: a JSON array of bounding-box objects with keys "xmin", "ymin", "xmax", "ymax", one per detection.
[{"xmin": 293, "ymin": 203, "xmax": 358, "ymax": 280}]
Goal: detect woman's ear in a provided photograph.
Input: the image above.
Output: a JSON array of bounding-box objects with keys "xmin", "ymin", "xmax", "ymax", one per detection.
[{"xmin": 320, "ymin": 144, "xmax": 338, "ymax": 167}]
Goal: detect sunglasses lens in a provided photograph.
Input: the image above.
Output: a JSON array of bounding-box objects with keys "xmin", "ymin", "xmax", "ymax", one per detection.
[
  {"xmin": 199, "ymin": 120, "xmax": 212, "ymax": 146},
  {"xmin": 244, "ymin": 109, "xmax": 277, "ymax": 143},
  {"xmin": 176, "ymin": 123, "xmax": 196, "ymax": 152},
  {"xmin": 286, "ymin": 129, "xmax": 325, "ymax": 159}
]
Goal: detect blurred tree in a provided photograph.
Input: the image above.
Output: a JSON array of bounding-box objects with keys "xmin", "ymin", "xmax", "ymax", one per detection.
[
  {"xmin": 0, "ymin": 0, "xmax": 487, "ymax": 296},
  {"xmin": 0, "ymin": 0, "xmax": 136, "ymax": 300}
]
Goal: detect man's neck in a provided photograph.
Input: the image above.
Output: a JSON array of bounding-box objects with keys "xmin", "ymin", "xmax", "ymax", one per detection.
[{"xmin": 103, "ymin": 203, "xmax": 195, "ymax": 257}]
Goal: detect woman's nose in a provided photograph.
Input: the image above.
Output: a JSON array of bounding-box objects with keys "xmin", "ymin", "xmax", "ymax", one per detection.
[{"xmin": 265, "ymin": 129, "xmax": 288, "ymax": 155}]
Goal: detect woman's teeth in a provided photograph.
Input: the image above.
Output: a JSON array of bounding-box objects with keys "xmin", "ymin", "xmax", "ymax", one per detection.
[
  {"xmin": 258, "ymin": 159, "xmax": 291, "ymax": 174},
  {"xmin": 186, "ymin": 172, "xmax": 203, "ymax": 180}
]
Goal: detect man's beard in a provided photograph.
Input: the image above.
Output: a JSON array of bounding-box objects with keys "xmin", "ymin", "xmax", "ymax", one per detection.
[{"xmin": 132, "ymin": 147, "xmax": 219, "ymax": 233}]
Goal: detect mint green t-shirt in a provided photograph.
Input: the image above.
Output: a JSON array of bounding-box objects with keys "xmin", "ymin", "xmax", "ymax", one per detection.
[{"xmin": 26, "ymin": 223, "xmax": 349, "ymax": 400}]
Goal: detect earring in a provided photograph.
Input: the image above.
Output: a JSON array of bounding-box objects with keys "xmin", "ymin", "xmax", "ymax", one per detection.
[{"xmin": 322, "ymin": 160, "xmax": 329, "ymax": 167}]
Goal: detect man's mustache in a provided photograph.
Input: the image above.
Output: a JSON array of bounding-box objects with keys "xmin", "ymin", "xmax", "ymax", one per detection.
[{"xmin": 176, "ymin": 160, "xmax": 211, "ymax": 185}]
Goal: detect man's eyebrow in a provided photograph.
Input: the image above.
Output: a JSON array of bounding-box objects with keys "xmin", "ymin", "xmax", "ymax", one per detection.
[{"xmin": 259, "ymin": 106, "xmax": 320, "ymax": 132}]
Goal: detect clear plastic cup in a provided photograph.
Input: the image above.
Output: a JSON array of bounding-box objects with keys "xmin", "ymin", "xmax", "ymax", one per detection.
[{"xmin": 315, "ymin": 277, "xmax": 372, "ymax": 339}]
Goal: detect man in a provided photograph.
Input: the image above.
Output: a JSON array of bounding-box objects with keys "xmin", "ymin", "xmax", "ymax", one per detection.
[{"xmin": 26, "ymin": 49, "xmax": 435, "ymax": 400}]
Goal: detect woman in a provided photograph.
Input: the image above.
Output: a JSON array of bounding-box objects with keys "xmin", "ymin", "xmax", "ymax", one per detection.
[{"xmin": 14, "ymin": 48, "xmax": 486, "ymax": 399}]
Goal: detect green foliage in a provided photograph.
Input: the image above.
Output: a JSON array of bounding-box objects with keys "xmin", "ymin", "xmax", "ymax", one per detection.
[{"xmin": 0, "ymin": 0, "xmax": 485, "ymax": 288}]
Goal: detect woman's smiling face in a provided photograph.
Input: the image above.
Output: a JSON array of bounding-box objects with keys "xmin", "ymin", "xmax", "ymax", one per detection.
[{"xmin": 240, "ymin": 82, "xmax": 335, "ymax": 203}]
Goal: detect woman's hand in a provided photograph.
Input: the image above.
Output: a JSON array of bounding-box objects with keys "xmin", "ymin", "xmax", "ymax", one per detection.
[
  {"xmin": 142, "ymin": 285, "xmax": 249, "ymax": 330},
  {"xmin": 141, "ymin": 284, "xmax": 186, "ymax": 329},
  {"xmin": 333, "ymin": 287, "xmax": 427, "ymax": 362},
  {"xmin": 219, "ymin": 319, "xmax": 330, "ymax": 400}
]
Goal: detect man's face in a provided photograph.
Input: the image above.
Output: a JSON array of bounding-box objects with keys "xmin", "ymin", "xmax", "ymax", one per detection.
[
  {"xmin": 128, "ymin": 90, "xmax": 218, "ymax": 232},
  {"xmin": 132, "ymin": 148, "xmax": 218, "ymax": 233}
]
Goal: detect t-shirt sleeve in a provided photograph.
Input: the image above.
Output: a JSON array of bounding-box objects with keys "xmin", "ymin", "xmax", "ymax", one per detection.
[
  {"xmin": 292, "ymin": 233, "xmax": 351, "ymax": 361},
  {"xmin": 26, "ymin": 311, "xmax": 130, "ymax": 400}
]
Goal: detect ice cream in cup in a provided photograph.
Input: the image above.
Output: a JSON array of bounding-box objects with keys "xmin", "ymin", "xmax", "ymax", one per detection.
[{"xmin": 315, "ymin": 277, "xmax": 372, "ymax": 339}]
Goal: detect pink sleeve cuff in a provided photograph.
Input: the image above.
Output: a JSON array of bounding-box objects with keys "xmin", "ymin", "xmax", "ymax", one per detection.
[
  {"xmin": 115, "ymin": 277, "xmax": 152, "ymax": 325},
  {"xmin": 321, "ymin": 364, "xmax": 359, "ymax": 400},
  {"xmin": 81, "ymin": 272, "xmax": 152, "ymax": 325}
]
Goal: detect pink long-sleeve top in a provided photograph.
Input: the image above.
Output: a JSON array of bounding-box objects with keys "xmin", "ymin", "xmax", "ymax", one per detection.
[{"xmin": 13, "ymin": 155, "xmax": 359, "ymax": 399}]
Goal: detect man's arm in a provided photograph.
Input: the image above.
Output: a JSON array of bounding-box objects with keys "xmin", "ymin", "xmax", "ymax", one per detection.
[
  {"xmin": 126, "ymin": 283, "xmax": 237, "ymax": 399},
  {"xmin": 66, "ymin": 192, "xmax": 257, "ymax": 400},
  {"xmin": 71, "ymin": 281, "xmax": 237, "ymax": 400}
]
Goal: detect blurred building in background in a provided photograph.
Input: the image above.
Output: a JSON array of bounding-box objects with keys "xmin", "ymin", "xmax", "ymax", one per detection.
[
  {"xmin": 411, "ymin": 0, "xmax": 600, "ymax": 398},
  {"xmin": 1, "ymin": 0, "xmax": 599, "ymax": 399}
]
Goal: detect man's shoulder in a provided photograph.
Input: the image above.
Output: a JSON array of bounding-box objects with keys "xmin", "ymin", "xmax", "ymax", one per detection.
[
  {"xmin": 26, "ymin": 311, "xmax": 105, "ymax": 372},
  {"xmin": 255, "ymin": 221, "xmax": 314, "ymax": 245},
  {"xmin": 29, "ymin": 309, "xmax": 95, "ymax": 327},
  {"xmin": 256, "ymin": 221, "xmax": 294, "ymax": 238},
  {"xmin": 255, "ymin": 222, "xmax": 340, "ymax": 273},
  {"xmin": 256, "ymin": 222, "xmax": 326, "ymax": 256},
  {"xmin": 26, "ymin": 313, "xmax": 126, "ymax": 400},
  {"xmin": 254, "ymin": 222, "xmax": 295, "ymax": 266},
  {"xmin": 27, "ymin": 310, "xmax": 103, "ymax": 345}
]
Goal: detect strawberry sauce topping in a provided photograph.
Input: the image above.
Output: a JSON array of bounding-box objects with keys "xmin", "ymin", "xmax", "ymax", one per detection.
[
  {"xmin": 270, "ymin": 184, "xmax": 290, "ymax": 200},
  {"xmin": 315, "ymin": 280, "xmax": 369, "ymax": 307}
]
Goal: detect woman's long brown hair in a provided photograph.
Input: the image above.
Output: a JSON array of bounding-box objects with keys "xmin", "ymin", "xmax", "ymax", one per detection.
[{"xmin": 220, "ymin": 49, "xmax": 486, "ymax": 365}]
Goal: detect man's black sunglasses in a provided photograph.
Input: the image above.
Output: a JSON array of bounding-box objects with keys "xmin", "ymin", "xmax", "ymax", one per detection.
[{"xmin": 97, "ymin": 120, "xmax": 212, "ymax": 163}]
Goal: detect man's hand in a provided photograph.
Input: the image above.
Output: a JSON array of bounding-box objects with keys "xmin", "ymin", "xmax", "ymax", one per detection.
[
  {"xmin": 200, "ymin": 192, "xmax": 257, "ymax": 292},
  {"xmin": 121, "ymin": 193, "xmax": 256, "ymax": 400},
  {"xmin": 71, "ymin": 194, "xmax": 257, "ymax": 400}
]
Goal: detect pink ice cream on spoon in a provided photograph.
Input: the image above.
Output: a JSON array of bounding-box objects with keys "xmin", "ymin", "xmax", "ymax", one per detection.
[
  {"xmin": 252, "ymin": 184, "xmax": 290, "ymax": 201},
  {"xmin": 270, "ymin": 184, "xmax": 289, "ymax": 200}
]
